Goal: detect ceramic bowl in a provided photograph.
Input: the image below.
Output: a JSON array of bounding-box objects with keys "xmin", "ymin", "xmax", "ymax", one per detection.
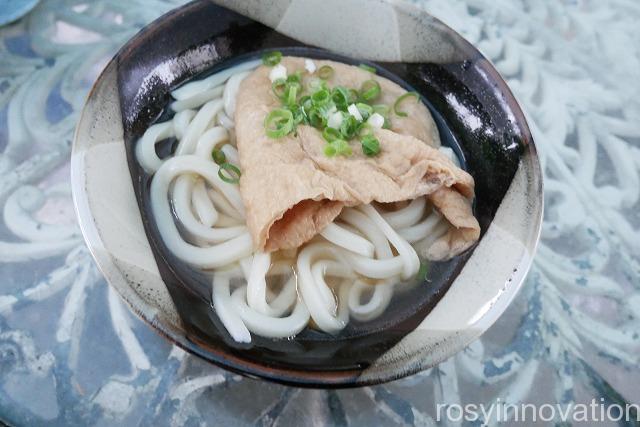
[{"xmin": 71, "ymin": 0, "xmax": 543, "ymax": 387}]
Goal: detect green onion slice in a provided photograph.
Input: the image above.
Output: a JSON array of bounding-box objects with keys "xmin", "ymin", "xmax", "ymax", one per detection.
[
  {"xmin": 299, "ymin": 95, "xmax": 312, "ymax": 110},
  {"xmin": 372, "ymin": 104, "xmax": 390, "ymax": 117},
  {"xmin": 360, "ymin": 134, "xmax": 380, "ymax": 157},
  {"xmin": 264, "ymin": 108, "xmax": 294, "ymax": 138},
  {"xmin": 339, "ymin": 115, "xmax": 359, "ymax": 139},
  {"xmin": 287, "ymin": 71, "xmax": 302, "ymax": 84},
  {"xmin": 332, "ymin": 86, "xmax": 350, "ymax": 110},
  {"xmin": 332, "ymin": 139, "xmax": 353, "ymax": 157},
  {"xmin": 324, "ymin": 139, "xmax": 352, "ymax": 157},
  {"xmin": 272, "ymin": 78, "xmax": 287, "ymax": 98},
  {"xmin": 394, "ymin": 91, "xmax": 420, "ymax": 117},
  {"xmin": 218, "ymin": 162, "xmax": 241, "ymax": 184},
  {"xmin": 356, "ymin": 102, "xmax": 373, "ymax": 120},
  {"xmin": 262, "ymin": 51, "xmax": 282, "ymax": 66},
  {"xmin": 348, "ymin": 88, "xmax": 360, "ymax": 104},
  {"xmin": 311, "ymin": 89, "xmax": 331, "ymax": 106},
  {"xmin": 357, "ymin": 122, "xmax": 371, "ymax": 137},
  {"xmin": 318, "ymin": 65, "xmax": 334, "ymax": 80},
  {"xmin": 211, "ymin": 148, "xmax": 226, "ymax": 165},
  {"xmin": 324, "ymin": 144, "xmax": 337, "ymax": 157},
  {"xmin": 289, "ymin": 104, "xmax": 307, "ymax": 125},
  {"xmin": 359, "ymin": 79, "xmax": 381, "ymax": 102},
  {"xmin": 284, "ymin": 84, "xmax": 298, "ymax": 106},
  {"xmin": 322, "ymin": 127, "xmax": 341, "ymax": 143},
  {"xmin": 307, "ymin": 108, "xmax": 326, "ymax": 129},
  {"xmin": 358, "ymin": 63, "xmax": 377, "ymax": 74},
  {"xmin": 306, "ymin": 77, "xmax": 326, "ymax": 93}
]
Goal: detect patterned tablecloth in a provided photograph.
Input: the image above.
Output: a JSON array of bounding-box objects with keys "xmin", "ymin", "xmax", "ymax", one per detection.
[{"xmin": 1, "ymin": 0, "xmax": 639, "ymax": 425}]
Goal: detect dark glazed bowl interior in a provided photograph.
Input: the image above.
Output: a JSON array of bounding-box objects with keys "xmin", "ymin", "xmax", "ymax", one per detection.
[{"xmin": 114, "ymin": 0, "xmax": 532, "ymax": 387}]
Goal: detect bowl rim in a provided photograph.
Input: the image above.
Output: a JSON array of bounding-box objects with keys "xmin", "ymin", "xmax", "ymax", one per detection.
[{"xmin": 71, "ymin": 0, "xmax": 543, "ymax": 388}]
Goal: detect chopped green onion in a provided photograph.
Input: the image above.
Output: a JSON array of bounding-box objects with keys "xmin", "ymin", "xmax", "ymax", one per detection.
[
  {"xmin": 333, "ymin": 139, "xmax": 352, "ymax": 156},
  {"xmin": 262, "ymin": 51, "xmax": 282, "ymax": 66},
  {"xmin": 359, "ymin": 79, "xmax": 381, "ymax": 102},
  {"xmin": 318, "ymin": 65, "xmax": 334, "ymax": 80},
  {"xmin": 322, "ymin": 127, "xmax": 341, "ymax": 143},
  {"xmin": 339, "ymin": 114, "xmax": 359, "ymax": 139},
  {"xmin": 287, "ymin": 71, "xmax": 302, "ymax": 84},
  {"xmin": 332, "ymin": 86, "xmax": 350, "ymax": 110},
  {"xmin": 289, "ymin": 104, "xmax": 307, "ymax": 124},
  {"xmin": 356, "ymin": 102, "xmax": 373, "ymax": 120},
  {"xmin": 263, "ymin": 58, "xmax": 395, "ymax": 156},
  {"xmin": 360, "ymin": 134, "xmax": 380, "ymax": 157},
  {"xmin": 324, "ymin": 144, "xmax": 337, "ymax": 157},
  {"xmin": 211, "ymin": 148, "xmax": 226, "ymax": 165},
  {"xmin": 264, "ymin": 108, "xmax": 294, "ymax": 138},
  {"xmin": 318, "ymin": 102, "xmax": 337, "ymax": 119},
  {"xmin": 357, "ymin": 123, "xmax": 371, "ymax": 137},
  {"xmin": 382, "ymin": 117, "xmax": 392, "ymax": 129},
  {"xmin": 372, "ymin": 104, "xmax": 390, "ymax": 117},
  {"xmin": 358, "ymin": 63, "xmax": 377, "ymax": 74},
  {"xmin": 284, "ymin": 84, "xmax": 298, "ymax": 106},
  {"xmin": 394, "ymin": 91, "xmax": 420, "ymax": 117},
  {"xmin": 218, "ymin": 162, "xmax": 241, "ymax": 184},
  {"xmin": 348, "ymin": 88, "xmax": 360, "ymax": 104},
  {"xmin": 272, "ymin": 78, "xmax": 287, "ymax": 98},
  {"xmin": 311, "ymin": 89, "xmax": 331, "ymax": 106},
  {"xmin": 299, "ymin": 95, "xmax": 312, "ymax": 110},
  {"xmin": 324, "ymin": 139, "xmax": 352, "ymax": 157},
  {"xmin": 306, "ymin": 77, "xmax": 326, "ymax": 92},
  {"xmin": 307, "ymin": 108, "xmax": 326, "ymax": 128}
]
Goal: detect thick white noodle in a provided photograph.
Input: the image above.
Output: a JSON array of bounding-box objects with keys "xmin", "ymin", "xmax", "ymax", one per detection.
[
  {"xmin": 138, "ymin": 63, "xmax": 463, "ymax": 343},
  {"xmin": 397, "ymin": 210, "xmax": 444, "ymax": 243},
  {"xmin": 175, "ymin": 99, "xmax": 224, "ymax": 155},
  {"xmin": 171, "ymin": 125, "xmax": 233, "ymax": 243},
  {"xmin": 135, "ymin": 121, "xmax": 174, "ymax": 173},
  {"xmin": 172, "ymin": 176, "xmax": 246, "ymax": 243},
  {"xmin": 230, "ymin": 286, "xmax": 310, "ymax": 338},
  {"xmin": 195, "ymin": 126, "xmax": 229, "ymax": 156},
  {"xmin": 259, "ymin": 261, "xmax": 298, "ymax": 315},
  {"xmin": 212, "ymin": 273, "xmax": 252, "ymax": 343},
  {"xmin": 415, "ymin": 220, "xmax": 451, "ymax": 252},
  {"xmin": 381, "ymin": 197, "xmax": 427, "ymax": 229},
  {"xmin": 359, "ymin": 205, "xmax": 420, "ymax": 279},
  {"xmin": 297, "ymin": 243, "xmax": 353, "ymax": 333},
  {"xmin": 215, "ymin": 213, "xmax": 244, "ymax": 227},
  {"xmin": 339, "ymin": 209, "xmax": 405, "ymax": 279},
  {"xmin": 320, "ymin": 222, "xmax": 375, "ymax": 257},
  {"xmin": 237, "ymin": 258, "xmax": 304, "ymax": 323},
  {"xmin": 170, "ymin": 59, "xmax": 261, "ymax": 100},
  {"xmin": 246, "ymin": 251, "xmax": 274, "ymax": 315},
  {"xmin": 311, "ymin": 260, "xmax": 355, "ymax": 314},
  {"xmin": 348, "ymin": 280, "xmax": 394, "ymax": 322},
  {"xmin": 220, "ymin": 144, "xmax": 240, "ymax": 165},
  {"xmin": 217, "ymin": 110, "xmax": 235, "ymax": 130},
  {"xmin": 171, "ymin": 85, "xmax": 224, "ymax": 112},
  {"xmin": 192, "ymin": 179, "xmax": 218, "ymax": 227},
  {"xmin": 150, "ymin": 156, "xmax": 253, "ymax": 268},
  {"xmin": 223, "ymin": 71, "xmax": 251, "ymax": 118},
  {"xmin": 207, "ymin": 189, "xmax": 243, "ymax": 220},
  {"xmin": 173, "ymin": 109, "xmax": 196, "ymax": 140}
]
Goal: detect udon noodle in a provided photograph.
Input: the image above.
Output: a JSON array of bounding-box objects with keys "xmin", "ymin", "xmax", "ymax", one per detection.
[{"xmin": 136, "ymin": 59, "xmax": 467, "ymax": 343}]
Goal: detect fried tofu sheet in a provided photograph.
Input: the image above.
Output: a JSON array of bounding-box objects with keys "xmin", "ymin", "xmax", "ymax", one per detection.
[{"xmin": 235, "ymin": 57, "xmax": 480, "ymax": 259}]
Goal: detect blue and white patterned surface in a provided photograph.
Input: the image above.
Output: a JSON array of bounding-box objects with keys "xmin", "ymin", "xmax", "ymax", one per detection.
[{"xmin": 0, "ymin": 0, "xmax": 639, "ymax": 425}]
